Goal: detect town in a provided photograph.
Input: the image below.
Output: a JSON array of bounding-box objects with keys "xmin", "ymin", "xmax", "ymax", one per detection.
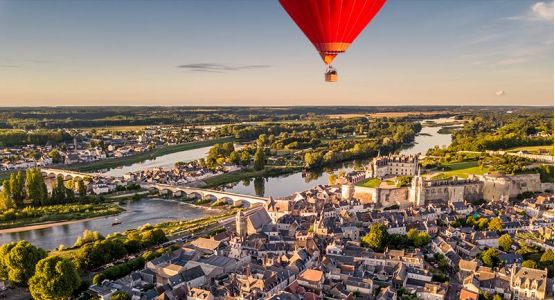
[{"xmin": 0, "ymin": 107, "xmax": 552, "ymax": 300}]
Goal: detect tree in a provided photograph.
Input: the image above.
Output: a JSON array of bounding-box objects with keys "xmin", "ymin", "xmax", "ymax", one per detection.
[
  {"xmin": 476, "ymin": 217, "xmax": 489, "ymax": 230},
  {"xmin": 51, "ymin": 175, "xmax": 67, "ymax": 204},
  {"xmin": 361, "ymin": 223, "xmax": 388, "ymax": 250},
  {"xmin": 406, "ymin": 228, "xmax": 430, "ymax": 247},
  {"xmin": 77, "ymin": 178, "xmax": 87, "ymax": 200},
  {"xmin": 488, "ymin": 217, "xmax": 502, "ymax": 233},
  {"xmin": 480, "ymin": 248, "xmax": 500, "ymax": 268},
  {"xmin": 540, "ymin": 249, "xmax": 553, "ymax": 264},
  {"xmin": 240, "ymin": 151, "xmax": 250, "ymax": 166},
  {"xmin": 110, "ymin": 291, "xmax": 131, "ymax": 300},
  {"xmin": 0, "ymin": 192, "xmax": 15, "ymax": 211},
  {"xmin": 253, "ymin": 147, "xmax": 265, "ymax": 171},
  {"xmin": 522, "ymin": 260, "xmax": 537, "ymax": 269},
  {"xmin": 228, "ymin": 151, "xmax": 240, "ymax": 164},
  {"xmin": 498, "ymin": 234, "xmax": 512, "ymax": 252},
  {"xmin": 48, "ymin": 149, "xmax": 62, "ymax": 164},
  {"xmin": 0, "ymin": 242, "xmax": 16, "ymax": 280},
  {"xmin": 25, "ymin": 168, "xmax": 47, "ymax": 206},
  {"xmin": 29, "ymin": 256, "xmax": 81, "ymax": 300},
  {"xmin": 3, "ymin": 241, "xmax": 47, "ymax": 286},
  {"xmin": 9, "ymin": 172, "xmax": 25, "ymax": 208}
]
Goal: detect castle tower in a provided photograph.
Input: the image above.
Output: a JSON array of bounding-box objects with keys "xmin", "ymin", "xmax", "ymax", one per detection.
[
  {"xmin": 236, "ymin": 210, "xmax": 247, "ymax": 240},
  {"xmin": 409, "ymin": 166, "xmax": 425, "ymax": 206}
]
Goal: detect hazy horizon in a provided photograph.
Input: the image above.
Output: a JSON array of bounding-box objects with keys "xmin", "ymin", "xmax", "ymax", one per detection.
[{"xmin": 0, "ymin": 0, "xmax": 553, "ymax": 106}]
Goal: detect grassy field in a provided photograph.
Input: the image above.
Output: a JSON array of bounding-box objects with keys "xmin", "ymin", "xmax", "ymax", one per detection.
[
  {"xmin": 201, "ymin": 166, "xmax": 301, "ymax": 188},
  {"xmin": 505, "ymin": 145, "xmax": 554, "ymax": 155},
  {"xmin": 63, "ymin": 137, "xmax": 233, "ymax": 172},
  {"xmin": 430, "ymin": 160, "xmax": 489, "ymax": 180},
  {"xmin": 356, "ymin": 178, "xmax": 382, "ymax": 188}
]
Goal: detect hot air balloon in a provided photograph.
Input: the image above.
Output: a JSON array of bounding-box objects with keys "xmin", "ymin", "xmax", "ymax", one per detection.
[{"xmin": 279, "ymin": 0, "xmax": 387, "ymax": 82}]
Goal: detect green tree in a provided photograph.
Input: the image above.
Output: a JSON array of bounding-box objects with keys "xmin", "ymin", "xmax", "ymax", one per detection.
[
  {"xmin": 540, "ymin": 249, "xmax": 553, "ymax": 264},
  {"xmin": 522, "ymin": 260, "xmax": 537, "ymax": 269},
  {"xmin": 480, "ymin": 248, "xmax": 500, "ymax": 268},
  {"xmin": 51, "ymin": 175, "xmax": 67, "ymax": 204},
  {"xmin": 476, "ymin": 217, "xmax": 489, "ymax": 230},
  {"xmin": 361, "ymin": 223, "xmax": 388, "ymax": 250},
  {"xmin": 3, "ymin": 241, "xmax": 47, "ymax": 286},
  {"xmin": 110, "ymin": 291, "xmax": 131, "ymax": 300},
  {"xmin": 228, "ymin": 151, "xmax": 240, "ymax": 164},
  {"xmin": 0, "ymin": 192, "xmax": 16, "ymax": 211},
  {"xmin": 0, "ymin": 242, "xmax": 16, "ymax": 280},
  {"xmin": 498, "ymin": 234, "xmax": 512, "ymax": 252},
  {"xmin": 488, "ymin": 217, "xmax": 502, "ymax": 233},
  {"xmin": 48, "ymin": 149, "xmax": 62, "ymax": 164},
  {"xmin": 25, "ymin": 168, "xmax": 47, "ymax": 206},
  {"xmin": 253, "ymin": 147, "xmax": 265, "ymax": 171},
  {"xmin": 9, "ymin": 172, "xmax": 25, "ymax": 208},
  {"xmin": 240, "ymin": 151, "xmax": 250, "ymax": 166},
  {"xmin": 492, "ymin": 295, "xmax": 503, "ymax": 300},
  {"xmin": 77, "ymin": 178, "xmax": 87, "ymax": 200},
  {"xmin": 29, "ymin": 256, "xmax": 81, "ymax": 300}
]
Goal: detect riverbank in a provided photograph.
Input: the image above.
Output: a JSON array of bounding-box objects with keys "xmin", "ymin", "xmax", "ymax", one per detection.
[
  {"xmin": 63, "ymin": 137, "xmax": 234, "ymax": 172},
  {"xmin": 0, "ymin": 215, "xmax": 109, "ymax": 234},
  {"xmin": 0, "ymin": 202, "xmax": 124, "ymax": 230}
]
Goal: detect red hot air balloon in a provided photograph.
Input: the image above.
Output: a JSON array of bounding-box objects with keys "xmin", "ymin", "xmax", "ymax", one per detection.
[{"xmin": 279, "ymin": 0, "xmax": 387, "ymax": 82}]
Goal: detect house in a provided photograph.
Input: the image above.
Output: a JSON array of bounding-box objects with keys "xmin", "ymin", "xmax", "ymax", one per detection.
[
  {"xmin": 459, "ymin": 288, "xmax": 479, "ymax": 300},
  {"xmin": 187, "ymin": 288, "xmax": 214, "ymax": 300},
  {"xmin": 510, "ymin": 266, "xmax": 548, "ymax": 300},
  {"xmin": 297, "ymin": 269, "xmax": 324, "ymax": 294},
  {"xmin": 417, "ymin": 283, "xmax": 447, "ymax": 300}
]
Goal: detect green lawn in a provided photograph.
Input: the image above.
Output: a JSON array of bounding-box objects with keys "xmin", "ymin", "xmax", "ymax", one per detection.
[
  {"xmin": 505, "ymin": 145, "xmax": 554, "ymax": 155},
  {"xmin": 431, "ymin": 160, "xmax": 489, "ymax": 180},
  {"xmin": 356, "ymin": 178, "xmax": 382, "ymax": 188}
]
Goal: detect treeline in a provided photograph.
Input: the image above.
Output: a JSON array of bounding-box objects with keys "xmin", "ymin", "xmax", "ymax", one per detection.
[
  {"xmin": 303, "ymin": 122, "xmax": 421, "ymax": 168},
  {"xmin": 0, "ymin": 129, "xmax": 72, "ymax": 147},
  {"xmin": 0, "ymin": 225, "xmax": 170, "ymax": 299},
  {"xmin": 0, "ymin": 168, "xmax": 87, "ymax": 210},
  {"xmin": 447, "ymin": 113, "xmax": 553, "ymax": 152}
]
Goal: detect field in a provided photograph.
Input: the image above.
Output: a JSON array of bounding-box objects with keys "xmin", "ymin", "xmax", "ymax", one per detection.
[
  {"xmin": 356, "ymin": 178, "xmax": 382, "ymax": 188},
  {"xmin": 63, "ymin": 137, "xmax": 233, "ymax": 172},
  {"xmin": 430, "ymin": 160, "xmax": 489, "ymax": 180},
  {"xmin": 505, "ymin": 145, "xmax": 554, "ymax": 155}
]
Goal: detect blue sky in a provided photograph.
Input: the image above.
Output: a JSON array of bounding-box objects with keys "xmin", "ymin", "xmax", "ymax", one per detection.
[{"xmin": 0, "ymin": 0, "xmax": 552, "ymax": 106}]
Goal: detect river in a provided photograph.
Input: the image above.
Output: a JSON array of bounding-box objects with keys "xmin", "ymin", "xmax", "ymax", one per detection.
[
  {"xmin": 218, "ymin": 117, "xmax": 455, "ymax": 198},
  {"xmin": 101, "ymin": 146, "xmax": 212, "ymax": 177},
  {"xmin": 0, "ymin": 118, "xmax": 453, "ymax": 249},
  {"xmin": 0, "ymin": 199, "xmax": 220, "ymax": 250}
]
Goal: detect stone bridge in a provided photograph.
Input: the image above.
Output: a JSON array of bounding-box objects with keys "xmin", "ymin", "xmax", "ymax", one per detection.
[
  {"xmin": 140, "ymin": 183, "xmax": 269, "ymax": 207},
  {"xmin": 41, "ymin": 168, "xmax": 106, "ymax": 180},
  {"xmin": 40, "ymin": 168, "xmax": 269, "ymax": 207}
]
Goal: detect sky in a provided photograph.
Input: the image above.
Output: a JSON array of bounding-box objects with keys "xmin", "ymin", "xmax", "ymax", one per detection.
[{"xmin": 0, "ymin": 0, "xmax": 553, "ymax": 106}]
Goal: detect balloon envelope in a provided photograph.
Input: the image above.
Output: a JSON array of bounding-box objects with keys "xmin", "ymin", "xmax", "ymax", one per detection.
[{"xmin": 279, "ymin": 0, "xmax": 387, "ymax": 64}]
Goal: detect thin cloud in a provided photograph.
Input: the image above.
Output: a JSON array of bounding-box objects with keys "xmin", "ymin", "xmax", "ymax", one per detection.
[
  {"xmin": 0, "ymin": 64, "xmax": 23, "ymax": 68},
  {"xmin": 177, "ymin": 63, "xmax": 271, "ymax": 73},
  {"xmin": 507, "ymin": 1, "xmax": 553, "ymax": 22}
]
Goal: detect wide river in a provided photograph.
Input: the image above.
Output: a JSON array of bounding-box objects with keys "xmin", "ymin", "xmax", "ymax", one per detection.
[
  {"xmin": 0, "ymin": 200, "xmax": 220, "ymax": 250},
  {"xmin": 0, "ymin": 118, "xmax": 453, "ymax": 249}
]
